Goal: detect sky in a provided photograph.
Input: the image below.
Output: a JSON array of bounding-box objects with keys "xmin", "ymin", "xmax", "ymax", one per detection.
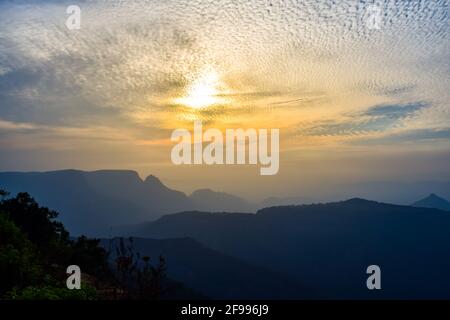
[{"xmin": 0, "ymin": 0, "xmax": 449, "ymax": 200}]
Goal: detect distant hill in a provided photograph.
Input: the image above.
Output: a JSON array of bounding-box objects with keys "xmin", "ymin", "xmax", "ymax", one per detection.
[
  {"xmin": 412, "ymin": 193, "xmax": 450, "ymax": 211},
  {"xmin": 0, "ymin": 170, "xmax": 194, "ymax": 236},
  {"xmin": 259, "ymin": 196, "xmax": 317, "ymax": 208},
  {"xmin": 190, "ymin": 189, "xmax": 254, "ymax": 212},
  {"xmin": 120, "ymin": 198, "xmax": 450, "ymax": 299},
  {"xmin": 339, "ymin": 181, "xmax": 450, "ymax": 205},
  {"xmin": 102, "ymin": 237, "xmax": 313, "ymax": 299}
]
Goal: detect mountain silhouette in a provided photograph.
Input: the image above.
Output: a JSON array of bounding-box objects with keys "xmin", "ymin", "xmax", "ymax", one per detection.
[
  {"xmin": 0, "ymin": 170, "xmax": 195, "ymax": 235},
  {"xmin": 259, "ymin": 195, "xmax": 317, "ymax": 208},
  {"xmin": 120, "ymin": 198, "xmax": 450, "ymax": 299},
  {"xmin": 190, "ymin": 188, "xmax": 254, "ymax": 212},
  {"xmin": 340, "ymin": 181, "xmax": 450, "ymax": 204},
  {"xmin": 412, "ymin": 193, "xmax": 450, "ymax": 211},
  {"xmin": 4, "ymin": 170, "xmax": 450, "ymax": 298},
  {"xmin": 0, "ymin": 170, "xmax": 257, "ymax": 235}
]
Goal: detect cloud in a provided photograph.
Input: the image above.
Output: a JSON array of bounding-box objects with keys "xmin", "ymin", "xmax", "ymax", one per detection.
[
  {"xmin": 300, "ymin": 101, "xmax": 430, "ymax": 137},
  {"xmin": 0, "ymin": 0, "xmax": 448, "ymax": 150},
  {"xmin": 0, "ymin": 119, "xmax": 37, "ymax": 131},
  {"xmin": 352, "ymin": 128, "xmax": 450, "ymax": 146},
  {"xmin": 361, "ymin": 102, "xmax": 428, "ymax": 119}
]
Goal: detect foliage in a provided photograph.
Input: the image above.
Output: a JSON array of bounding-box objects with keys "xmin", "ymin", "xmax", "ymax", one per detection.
[
  {"xmin": 0, "ymin": 192, "xmax": 69, "ymax": 248},
  {"xmin": 113, "ymin": 237, "xmax": 168, "ymax": 299},
  {"xmin": 69, "ymin": 236, "xmax": 111, "ymax": 280},
  {"xmin": 0, "ymin": 213, "xmax": 42, "ymax": 296},
  {"xmin": 0, "ymin": 190, "xmax": 104, "ymax": 299},
  {"xmin": 137, "ymin": 255, "xmax": 167, "ymax": 299},
  {"xmin": 0, "ymin": 189, "xmax": 169, "ymax": 300},
  {"xmin": 5, "ymin": 284, "xmax": 97, "ymax": 300}
]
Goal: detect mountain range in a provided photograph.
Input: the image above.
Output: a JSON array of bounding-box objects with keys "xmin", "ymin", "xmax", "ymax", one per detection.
[
  {"xmin": 0, "ymin": 170, "xmax": 254, "ymax": 235},
  {"xmin": 2, "ymin": 169, "xmax": 450, "ymax": 298},
  {"xmin": 119, "ymin": 199, "xmax": 450, "ymax": 299},
  {"xmin": 1, "ymin": 170, "xmax": 449, "ymax": 236}
]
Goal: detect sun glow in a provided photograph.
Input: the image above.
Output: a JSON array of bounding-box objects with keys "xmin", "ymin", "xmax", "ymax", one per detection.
[{"xmin": 175, "ymin": 72, "xmax": 228, "ymax": 109}]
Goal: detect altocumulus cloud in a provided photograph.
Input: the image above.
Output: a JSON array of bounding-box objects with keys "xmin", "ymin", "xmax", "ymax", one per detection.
[
  {"xmin": 0, "ymin": 0, "xmax": 448, "ymax": 147},
  {"xmin": 298, "ymin": 102, "xmax": 430, "ymax": 137}
]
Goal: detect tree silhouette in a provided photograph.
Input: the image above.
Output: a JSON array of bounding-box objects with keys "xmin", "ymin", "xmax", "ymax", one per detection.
[
  {"xmin": 1, "ymin": 190, "xmax": 172, "ymax": 300},
  {"xmin": 112, "ymin": 237, "xmax": 168, "ymax": 299}
]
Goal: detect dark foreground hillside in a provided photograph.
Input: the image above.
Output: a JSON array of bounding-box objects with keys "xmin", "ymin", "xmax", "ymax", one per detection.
[
  {"xmin": 122, "ymin": 198, "xmax": 450, "ymax": 299},
  {"xmin": 101, "ymin": 237, "xmax": 313, "ymax": 299},
  {"xmin": 3, "ymin": 184, "xmax": 450, "ymax": 299},
  {"xmin": 0, "ymin": 190, "xmax": 200, "ymax": 299},
  {"xmin": 0, "ymin": 189, "xmax": 310, "ymax": 299}
]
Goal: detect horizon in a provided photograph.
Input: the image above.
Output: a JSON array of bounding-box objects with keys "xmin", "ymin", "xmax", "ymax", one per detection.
[{"xmin": 1, "ymin": 167, "xmax": 449, "ymax": 204}]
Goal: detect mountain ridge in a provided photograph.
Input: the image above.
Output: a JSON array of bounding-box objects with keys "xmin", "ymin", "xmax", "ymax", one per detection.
[
  {"xmin": 412, "ymin": 193, "xmax": 450, "ymax": 211},
  {"xmin": 0, "ymin": 169, "xmax": 256, "ymax": 235},
  {"xmin": 101, "ymin": 236, "xmax": 314, "ymax": 299},
  {"xmin": 119, "ymin": 199, "xmax": 450, "ymax": 299},
  {"xmin": 0, "ymin": 169, "xmax": 193, "ymax": 235}
]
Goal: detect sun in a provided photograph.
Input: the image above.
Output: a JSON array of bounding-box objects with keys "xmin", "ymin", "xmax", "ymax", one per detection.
[{"xmin": 174, "ymin": 72, "xmax": 228, "ymax": 109}]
